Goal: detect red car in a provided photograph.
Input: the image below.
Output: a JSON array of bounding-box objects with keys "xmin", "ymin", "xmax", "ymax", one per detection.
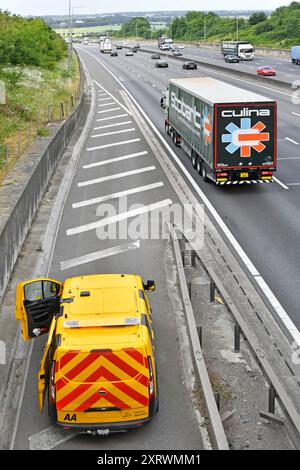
[{"xmin": 257, "ymin": 66, "xmax": 276, "ymax": 76}]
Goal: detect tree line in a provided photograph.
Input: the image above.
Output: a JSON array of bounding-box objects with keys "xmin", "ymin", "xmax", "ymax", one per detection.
[{"xmin": 0, "ymin": 11, "xmax": 67, "ymax": 69}]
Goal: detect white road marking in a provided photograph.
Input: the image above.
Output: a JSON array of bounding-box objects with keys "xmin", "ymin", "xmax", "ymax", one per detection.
[
  {"xmin": 29, "ymin": 426, "xmax": 77, "ymax": 450},
  {"xmin": 94, "ymin": 121, "xmax": 132, "ymax": 130},
  {"xmin": 273, "ymin": 177, "xmax": 289, "ymax": 190},
  {"xmin": 285, "ymin": 182, "xmax": 300, "ymax": 186},
  {"xmin": 86, "ymin": 52, "xmax": 300, "ymax": 345},
  {"xmin": 78, "ymin": 165, "xmax": 155, "ymax": 187},
  {"xmin": 97, "ymin": 114, "xmax": 128, "ymax": 122},
  {"xmin": 92, "ymin": 128, "xmax": 135, "ymax": 138},
  {"xmin": 72, "ymin": 181, "xmax": 164, "ymax": 208},
  {"xmin": 292, "ymin": 112, "xmax": 300, "ymax": 117},
  {"xmin": 87, "ymin": 138, "xmax": 140, "ymax": 152},
  {"xmin": 93, "ymin": 79, "xmax": 130, "ymax": 114},
  {"xmin": 278, "ymin": 157, "xmax": 300, "ymax": 160},
  {"xmin": 61, "ymin": 241, "xmax": 141, "ymax": 270},
  {"xmin": 98, "ymin": 97, "xmax": 112, "ymax": 101},
  {"xmin": 83, "ymin": 151, "xmax": 148, "ymax": 169},
  {"xmin": 67, "ymin": 199, "xmax": 173, "ymax": 236},
  {"xmin": 98, "ymin": 102, "xmax": 116, "ymax": 107},
  {"xmin": 285, "ymin": 137, "xmax": 299, "ymax": 145},
  {"xmin": 98, "ymin": 107, "xmax": 121, "ymax": 114}
]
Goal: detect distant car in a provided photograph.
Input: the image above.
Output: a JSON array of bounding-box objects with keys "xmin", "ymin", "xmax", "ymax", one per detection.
[
  {"xmin": 125, "ymin": 50, "xmax": 134, "ymax": 56},
  {"xmin": 224, "ymin": 54, "xmax": 240, "ymax": 63},
  {"xmin": 110, "ymin": 52, "xmax": 118, "ymax": 57},
  {"xmin": 131, "ymin": 47, "xmax": 138, "ymax": 53},
  {"xmin": 83, "ymin": 40, "xmax": 88, "ymax": 45},
  {"xmin": 177, "ymin": 44, "xmax": 185, "ymax": 50},
  {"xmin": 173, "ymin": 50, "xmax": 183, "ymax": 56},
  {"xmin": 182, "ymin": 61, "xmax": 197, "ymax": 70},
  {"xmin": 151, "ymin": 53, "xmax": 161, "ymax": 59},
  {"xmin": 155, "ymin": 60, "xmax": 168, "ymax": 68},
  {"xmin": 116, "ymin": 45, "xmax": 122, "ymax": 50},
  {"xmin": 123, "ymin": 42, "xmax": 129, "ymax": 45},
  {"xmin": 160, "ymin": 44, "xmax": 171, "ymax": 51},
  {"xmin": 257, "ymin": 66, "xmax": 276, "ymax": 76}
]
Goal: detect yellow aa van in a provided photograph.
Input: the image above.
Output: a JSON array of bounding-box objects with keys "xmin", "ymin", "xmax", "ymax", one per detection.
[{"xmin": 15, "ymin": 274, "xmax": 158, "ymax": 434}]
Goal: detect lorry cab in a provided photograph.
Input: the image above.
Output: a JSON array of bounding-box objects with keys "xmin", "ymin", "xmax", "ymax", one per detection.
[{"xmin": 15, "ymin": 274, "xmax": 158, "ymax": 433}]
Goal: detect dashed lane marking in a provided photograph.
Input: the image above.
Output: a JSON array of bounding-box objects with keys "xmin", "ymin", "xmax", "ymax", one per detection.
[
  {"xmin": 78, "ymin": 165, "xmax": 156, "ymax": 187},
  {"xmin": 83, "ymin": 150, "xmax": 148, "ymax": 169},
  {"xmin": 285, "ymin": 137, "xmax": 299, "ymax": 145},
  {"xmin": 87, "ymin": 138, "xmax": 140, "ymax": 152},
  {"xmin": 98, "ymin": 102, "xmax": 116, "ymax": 107},
  {"xmin": 72, "ymin": 181, "xmax": 164, "ymax": 209},
  {"xmin": 67, "ymin": 199, "xmax": 173, "ymax": 236}
]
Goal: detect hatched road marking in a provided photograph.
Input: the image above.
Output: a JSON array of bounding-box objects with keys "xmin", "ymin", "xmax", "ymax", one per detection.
[
  {"xmin": 83, "ymin": 151, "xmax": 148, "ymax": 169},
  {"xmin": 67, "ymin": 199, "xmax": 173, "ymax": 236},
  {"xmin": 78, "ymin": 166, "xmax": 156, "ymax": 187},
  {"xmin": 87, "ymin": 138, "xmax": 140, "ymax": 152},
  {"xmin": 72, "ymin": 182, "xmax": 164, "ymax": 209},
  {"xmin": 60, "ymin": 240, "xmax": 141, "ymax": 270},
  {"xmin": 91, "ymin": 128, "xmax": 135, "ymax": 138}
]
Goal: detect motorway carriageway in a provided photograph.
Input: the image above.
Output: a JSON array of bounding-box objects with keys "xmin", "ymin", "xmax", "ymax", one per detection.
[
  {"xmin": 137, "ymin": 41, "xmax": 300, "ymax": 86},
  {"xmin": 79, "ymin": 44, "xmax": 300, "ymax": 332}
]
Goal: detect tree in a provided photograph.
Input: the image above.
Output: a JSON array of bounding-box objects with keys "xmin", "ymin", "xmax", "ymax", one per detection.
[{"xmin": 249, "ymin": 12, "xmax": 268, "ymax": 25}]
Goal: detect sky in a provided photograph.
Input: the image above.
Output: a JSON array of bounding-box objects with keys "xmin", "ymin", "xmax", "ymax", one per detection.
[{"xmin": 0, "ymin": 0, "xmax": 294, "ymax": 17}]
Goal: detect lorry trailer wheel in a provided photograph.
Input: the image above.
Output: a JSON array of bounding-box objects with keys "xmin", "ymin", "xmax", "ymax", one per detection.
[
  {"xmin": 196, "ymin": 157, "xmax": 201, "ymax": 174},
  {"xmin": 191, "ymin": 152, "xmax": 197, "ymax": 169},
  {"xmin": 173, "ymin": 132, "xmax": 179, "ymax": 147},
  {"xmin": 201, "ymin": 162, "xmax": 209, "ymax": 182}
]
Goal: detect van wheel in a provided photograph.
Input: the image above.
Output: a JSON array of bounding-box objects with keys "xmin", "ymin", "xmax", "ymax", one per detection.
[
  {"xmin": 196, "ymin": 156, "xmax": 201, "ymax": 174},
  {"xmin": 48, "ymin": 392, "xmax": 57, "ymax": 423},
  {"xmin": 201, "ymin": 162, "xmax": 209, "ymax": 182},
  {"xmin": 191, "ymin": 152, "xmax": 197, "ymax": 169},
  {"xmin": 173, "ymin": 131, "xmax": 179, "ymax": 147}
]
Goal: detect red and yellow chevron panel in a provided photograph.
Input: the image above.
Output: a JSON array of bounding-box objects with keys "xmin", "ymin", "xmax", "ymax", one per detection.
[{"xmin": 55, "ymin": 349, "xmax": 150, "ymax": 414}]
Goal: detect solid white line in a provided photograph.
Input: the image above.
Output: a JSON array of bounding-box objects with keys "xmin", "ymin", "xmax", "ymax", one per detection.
[
  {"xmin": 78, "ymin": 165, "xmax": 155, "ymax": 187},
  {"xmin": 85, "ymin": 51, "xmax": 300, "ymax": 345},
  {"xmin": 97, "ymin": 114, "xmax": 128, "ymax": 122},
  {"xmin": 61, "ymin": 241, "xmax": 141, "ymax": 270},
  {"xmin": 72, "ymin": 181, "xmax": 164, "ymax": 208},
  {"xmin": 94, "ymin": 121, "xmax": 132, "ymax": 130},
  {"xmin": 92, "ymin": 128, "xmax": 135, "ymax": 138},
  {"xmin": 292, "ymin": 112, "xmax": 300, "ymax": 117},
  {"xmin": 83, "ymin": 151, "xmax": 148, "ymax": 169},
  {"xmin": 273, "ymin": 177, "xmax": 289, "ymax": 190},
  {"xmin": 93, "ymin": 79, "xmax": 131, "ymax": 114},
  {"xmin": 285, "ymin": 137, "xmax": 299, "ymax": 145},
  {"xmin": 87, "ymin": 138, "xmax": 140, "ymax": 152},
  {"xmin": 98, "ymin": 97, "xmax": 112, "ymax": 101},
  {"xmin": 67, "ymin": 199, "xmax": 172, "ymax": 236},
  {"xmin": 285, "ymin": 182, "xmax": 300, "ymax": 186},
  {"xmin": 98, "ymin": 102, "xmax": 116, "ymax": 107},
  {"xmin": 98, "ymin": 107, "xmax": 121, "ymax": 114}
]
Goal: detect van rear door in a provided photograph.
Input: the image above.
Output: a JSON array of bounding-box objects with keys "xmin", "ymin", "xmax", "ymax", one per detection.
[{"xmin": 55, "ymin": 348, "xmax": 150, "ymax": 423}]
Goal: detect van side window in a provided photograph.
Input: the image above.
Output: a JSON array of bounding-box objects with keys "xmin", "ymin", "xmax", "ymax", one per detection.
[{"xmin": 24, "ymin": 281, "xmax": 60, "ymax": 303}]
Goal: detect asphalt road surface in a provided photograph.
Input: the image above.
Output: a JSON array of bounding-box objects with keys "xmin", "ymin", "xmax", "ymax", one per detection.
[
  {"xmin": 12, "ymin": 46, "xmax": 205, "ymax": 450},
  {"xmin": 79, "ymin": 44, "xmax": 300, "ymax": 331}
]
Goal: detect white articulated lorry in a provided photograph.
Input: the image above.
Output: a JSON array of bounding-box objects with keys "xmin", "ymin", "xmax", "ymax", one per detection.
[
  {"xmin": 161, "ymin": 77, "xmax": 277, "ymax": 185},
  {"xmin": 100, "ymin": 39, "xmax": 112, "ymax": 53}
]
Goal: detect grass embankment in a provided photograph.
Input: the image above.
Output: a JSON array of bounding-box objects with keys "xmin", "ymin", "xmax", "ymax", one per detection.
[{"xmin": 0, "ymin": 53, "xmax": 80, "ymax": 184}]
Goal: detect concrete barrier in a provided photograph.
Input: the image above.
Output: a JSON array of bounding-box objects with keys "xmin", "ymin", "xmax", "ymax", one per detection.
[{"xmin": 0, "ymin": 58, "xmax": 86, "ymax": 300}]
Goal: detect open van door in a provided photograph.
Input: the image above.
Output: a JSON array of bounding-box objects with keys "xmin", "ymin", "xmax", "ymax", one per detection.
[{"xmin": 15, "ymin": 278, "xmax": 63, "ymax": 340}]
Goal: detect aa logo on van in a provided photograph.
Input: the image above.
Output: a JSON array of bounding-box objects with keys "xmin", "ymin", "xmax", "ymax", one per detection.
[
  {"xmin": 64, "ymin": 413, "xmax": 77, "ymax": 422},
  {"xmin": 222, "ymin": 118, "xmax": 270, "ymax": 158}
]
